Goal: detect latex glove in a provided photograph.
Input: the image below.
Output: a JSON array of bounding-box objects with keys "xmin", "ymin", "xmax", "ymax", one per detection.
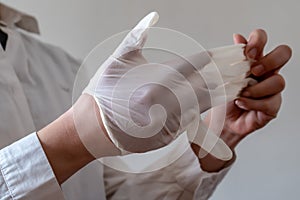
[
  {"xmin": 83, "ymin": 12, "xmax": 253, "ymax": 159},
  {"xmin": 186, "ymin": 45, "xmax": 257, "ymax": 160}
]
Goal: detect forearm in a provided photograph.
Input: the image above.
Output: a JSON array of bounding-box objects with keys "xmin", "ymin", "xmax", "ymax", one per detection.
[
  {"xmin": 37, "ymin": 95, "xmax": 120, "ymax": 184},
  {"xmin": 37, "ymin": 107, "xmax": 94, "ymax": 184}
]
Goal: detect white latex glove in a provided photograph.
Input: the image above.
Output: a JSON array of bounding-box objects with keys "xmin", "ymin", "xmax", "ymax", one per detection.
[{"xmin": 84, "ymin": 12, "xmax": 253, "ymax": 160}]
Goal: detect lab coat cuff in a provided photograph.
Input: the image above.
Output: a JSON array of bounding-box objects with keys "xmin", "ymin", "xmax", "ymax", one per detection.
[
  {"xmin": 193, "ymin": 152, "xmax": 236, "ymax": 200},
  {"xmin": 0, "ymin": 132, "xmax": 65, "ymax": 199}
]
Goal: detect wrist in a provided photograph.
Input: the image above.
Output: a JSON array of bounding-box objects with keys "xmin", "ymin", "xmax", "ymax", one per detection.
[
  {"xmin": 37, "ymin": 106, "xmax": 95, "ymax": 184},
  {"xmin": 203, "ymin": 114, "xmax": 244, "ymax": 150},
  {"xmin": 191, "ymin": 143, "xmax": 235, "ymax": 172},
  {"xmin": 190, "ymin": 125, "xmax": 242, "ymax": 172},
  {"xmin": 72, "ymin": 94, "xmax": 120, "ymax": 158},
  {"xmin": 37, "ymin": 94, "xmax": 120, "ymax": 184},
  {"xmin": 219, "ymin": 129, "xmax": 244, "ymax": 150}
]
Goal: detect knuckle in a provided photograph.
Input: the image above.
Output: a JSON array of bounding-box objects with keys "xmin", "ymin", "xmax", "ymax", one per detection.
[
  {"xmin": 274, "ymin": 75, "xmax": 286, "ymax": 91},
  {"xmin": 268, "ymin": 94, "xmax": 282, "ymax": 117},
  {"xmin": 278, "ymin": 94, "xmax": 283, "ymax": 106}
]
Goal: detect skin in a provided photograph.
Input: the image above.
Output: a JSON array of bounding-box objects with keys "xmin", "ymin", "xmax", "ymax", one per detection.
[
  {"xmin": 37, "ymin": 29, "xmax": 292, "ymax": 184},
  {"xmin": 193, "ymin": 29, "xmax": 292, "ymax": 172},
  {"xmin": 38, "ymin": 95, "xmax": 101, "ymax": 184}
]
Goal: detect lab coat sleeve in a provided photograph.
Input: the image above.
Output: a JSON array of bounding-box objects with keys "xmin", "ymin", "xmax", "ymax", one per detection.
[
  {"xmin": 0, "ymin": 133, "xmax": 65, "ymax": 200},
  {"xmin": 104, "ymin": 145, "xmax": 234, "ymax": 200},
  {"xmin": 192, "ymin": 155, "xmax": 235, "ymax": 200}
]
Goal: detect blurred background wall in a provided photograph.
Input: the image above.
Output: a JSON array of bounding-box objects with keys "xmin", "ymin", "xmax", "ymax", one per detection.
[{"xmin": 2, "ymin": 0, "xmax": 299, "ymax": 199}]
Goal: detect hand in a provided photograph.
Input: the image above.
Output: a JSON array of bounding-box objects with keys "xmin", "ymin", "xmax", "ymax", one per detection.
[
  {"xmin": 83, "ymin": 12, "xmax": 251, "ymax": 154},
  {"xmin": 206, "ymin": 29, "xmax": 292, "ymax": 149},
  {"xmin": 37, "ymin": 13, "xmax": 255, "ymax": 182},
  {"xmin": 192, "ymin": 29, "xmax": 291, "ymax": 172}
]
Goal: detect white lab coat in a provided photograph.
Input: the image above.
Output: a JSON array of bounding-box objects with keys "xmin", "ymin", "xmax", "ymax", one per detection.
[{"xmin": 0, "ymin": 3, "xmax": 232, "ymax": 200}]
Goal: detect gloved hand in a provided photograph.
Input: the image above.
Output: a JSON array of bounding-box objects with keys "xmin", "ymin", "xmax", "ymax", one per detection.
[{"xmin": 83, "ymin": 12, "xmax": 254, "ymax": 160}]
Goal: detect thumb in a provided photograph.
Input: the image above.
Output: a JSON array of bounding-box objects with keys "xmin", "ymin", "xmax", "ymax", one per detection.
[{"xmin": 113, "ymin": 12, "xmax": 159, "ymax": 58}]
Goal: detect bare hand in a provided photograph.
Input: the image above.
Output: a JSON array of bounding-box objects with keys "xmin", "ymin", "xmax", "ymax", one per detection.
[{"xmin": 216, "ymin": 29, "xmax": 292, "ymax": 149}]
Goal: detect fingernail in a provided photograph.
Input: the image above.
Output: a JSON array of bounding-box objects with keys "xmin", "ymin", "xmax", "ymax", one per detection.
[
  {"xmin": 251, "ymin": 64, "xmax": 264, "ymax": 76},
  {"xmin": 242, "ymin": 91, "xmax": 251, "ymax": 97},
  {"xmin": 248, "ymin": 48, "xmax": 257, "ymax": 59},
  {"xmin": 235, "ymin": 100, "xmax": 247, "ymax": 110}
]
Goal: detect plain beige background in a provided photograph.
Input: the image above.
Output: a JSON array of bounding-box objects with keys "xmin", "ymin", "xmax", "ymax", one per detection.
[{"xmin": 2, "ymin": 0, "xmax": 299, "ymax": 199}]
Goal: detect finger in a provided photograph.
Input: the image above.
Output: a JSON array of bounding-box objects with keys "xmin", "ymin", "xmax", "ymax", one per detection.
[
  {"xmin": 245, "ymin": 29, "xmax": 268, "ymax": 60},
  {"xmin": 235, "ymin": 94, "xmax": 282, "ymax": 117},
  {"xmin": 241, "ymin": 74, "xmax": 285, "ymax": 98},
  {"xmin": 113, "ymin": 12, "xmax": 159, "ymax": 58},
  {"xmin": 233, "ymin": 33, "xmax": 247, "ymax": 44},
  {"xmin": 251, "ymin": 45, "xmax": 292, "ymax": 76}
]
